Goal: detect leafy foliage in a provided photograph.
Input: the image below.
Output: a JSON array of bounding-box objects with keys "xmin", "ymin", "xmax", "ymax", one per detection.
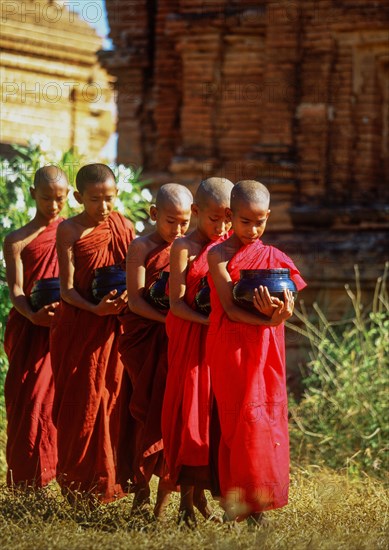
[{"xmin": 288, "ymin": 265, "xmax": 389, "ymax": 477}]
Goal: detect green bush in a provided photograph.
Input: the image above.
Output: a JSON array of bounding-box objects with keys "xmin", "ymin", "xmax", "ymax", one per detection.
[{"xmin": 288, "ymin": 265, "xmax": 389, "ymax": 477}]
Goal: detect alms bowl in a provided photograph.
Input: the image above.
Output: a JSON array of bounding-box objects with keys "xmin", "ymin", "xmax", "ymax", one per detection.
[
  {"xmin": 233, "ymin": 268, "xmax": 297, "ymax": 313},
  {"xmin": 30, "ymin": 277, "xmax": 61, "ymax": 312},
  {"xmin": 146, "ymin": 271, "xmax": 170, "ymax": 310},
  {"xmin": 92, "ymin": 264, "xmax": 126, "ymax": 303},
  {"xmin": 195, "ymin": 276, "xmax": 211, "ymax": 316}
]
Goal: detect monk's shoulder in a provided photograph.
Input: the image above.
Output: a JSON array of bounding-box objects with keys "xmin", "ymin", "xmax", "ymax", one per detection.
[
  {"xmin": 172, "ymin": 234, "xmax": 188, "ymax": 250},
  {"xmin": 56, "ymin": 217, "xmax": 81, "ymax": 245},
  {"xmin": 2, "ymin": 219, "xmax": 42, "ymax": 250},
  {"xmin": 176, "ymin": 232, "xmax": 202, "ymax": 253},
  {"xmin": 3, "ymin": 224, "xmax": 29, "ymax": 246},
  {"xmin": 126, "ymin": 235, "xmax": 150, "ymax": 263},
  {"xmin": 171, "ymin": 235, "xmax": 196, "ymax": 261},
  {"xmin": 208, "ymin": 239, "xmax": 227, "ymax": 261},
  {"xmin": 209, "ymin": 237, "xmax": 240, "ymax": 268}
]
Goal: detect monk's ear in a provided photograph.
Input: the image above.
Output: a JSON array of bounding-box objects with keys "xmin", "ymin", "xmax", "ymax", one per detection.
[
  {"xmin": 225, "ymin": 207, "xmax": 232, "ymax": 221},
  {"xmin": 73, "ymin": 190, "xmax": 83, "ymax": 205},
  {"xmin": 191, "ymin": 204, "xmax": 199, "ymax": 216},
  {"xmin": 29, "ymin": 187, "xmax": 36, "ymax": 200},
  {"xmin": 149, "ymin": 205, "xmax": 158, "ymax": 221},
  {"xmin": 266, "ymin": 209, "xmax": 271, "ymax": 219}
]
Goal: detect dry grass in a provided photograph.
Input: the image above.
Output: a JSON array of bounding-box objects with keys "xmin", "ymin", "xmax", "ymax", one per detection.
[{"xmin": 0, "ymin": 468, "xmax": 387, "ymax": 550}]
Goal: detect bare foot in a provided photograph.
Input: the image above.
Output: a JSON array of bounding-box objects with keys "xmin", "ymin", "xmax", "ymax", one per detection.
[
  {"xmin": 177, "ymin": 507, "xmax": 197, "ymax": 528},
  {"xmin": 246, "ymin": 512, "xmax": 268, "ymax": 529},
  {"xmin": 193, "ymin": 489, "xmax": 221, "ymax": 522},
  {"xmin": 131, "ymin": 484, "xmax": 151, "ymax": 516},
  {"xmin": 153, "ymin": 487, "xmax": 171, "ymax": 519}
]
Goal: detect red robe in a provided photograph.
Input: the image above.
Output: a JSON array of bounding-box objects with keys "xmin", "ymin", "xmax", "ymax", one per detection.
[
  {"xmin": 162, "ymin": 240, "xmax": 217, "ymax": 486},
  {"xmin": 206, "ymin": 239, "xmax": 306, "ymax": 512},
  {"xmin": 50, "ymin": 212, "xmax": 134, "ymax": 502},
  {"xmin": 118, "ymin": 241, "xmax": 171, "ymax": 487},
  {"xmin": 4, "ymin": 219, "xmax": 62, "ymax": 487}
]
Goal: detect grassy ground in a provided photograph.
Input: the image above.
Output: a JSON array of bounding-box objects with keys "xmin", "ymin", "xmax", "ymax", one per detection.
[{"xmin": 0, "ymin": 468, "xmax": 387, "ymax": 549}]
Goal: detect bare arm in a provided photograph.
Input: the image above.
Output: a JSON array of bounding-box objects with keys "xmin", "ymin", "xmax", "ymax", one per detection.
[
  {"xmin": 56, "ymin": 221, "xmax": 126, "ymax": 316},
  {"xmin": 169, "ymin": 238, "xmax": 209, "ymax": 325},
  {"xmin": 3, "ymin": 233, "xmax": 59, "ymax": 327},
  {"xmin": 208, "ymin": 245, "xmax": 294, "ymax": 326},
  {"xmin": 126, "ymin": 238, "xmax": 167, "ymax": 323}
]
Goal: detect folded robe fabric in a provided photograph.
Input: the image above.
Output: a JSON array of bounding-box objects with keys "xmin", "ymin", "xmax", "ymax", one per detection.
[
  {"xmin": 119, "ymin": 241, "xmax": 171, "ymax": 486},
  {"xmin": 50, "ymin": 212, "xmax": 134, "ymax": 502},
  {"xmin": 4, "ymin": 219, "xmax": 62, "ymax": 487},
  {"xmin": 206, "ymin": 239, "xmax": 306, "ymax": 512},
  {"xmin": 162, "ymin": 240, "xmax": 219, "ymax": 486}
]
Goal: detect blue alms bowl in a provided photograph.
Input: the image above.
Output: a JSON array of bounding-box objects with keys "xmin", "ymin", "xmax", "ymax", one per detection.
[
  {"xmin": 146, "ymin": 271, "xmax": 170, "ymax": 310},
  {"xmin": 91, "ymin": 264, "xmax": 126, "ymax": 303},
  {"xmin": 194, "ymin": 276, "xmax": 211, "ymax": 316},
  {"xmin": 233, "ymin": 269, "xmax": 297, "ymax": 313},
  {"xmin": 29, "ymin": 277, "xmax": 61, "ymax": 312}
]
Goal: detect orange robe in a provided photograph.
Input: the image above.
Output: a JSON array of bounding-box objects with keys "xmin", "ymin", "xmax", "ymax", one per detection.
[
  {"xmin": 119, "ymin": 242, "xmax": 171, "ymax": 487},
  {"xmin": 4, "ymin": 219, "xmax": 62, "ymax": 487},
  {"xmin": 50, "ymin": 212, "xmax": 134, "ymax": 502},
  {"xmin": 206, "ymin": 239, "xmax": 306, "ymax": 512},
  {"xmin": 162, "ymin": 240, "xmax": 217, "ymax": 486}
]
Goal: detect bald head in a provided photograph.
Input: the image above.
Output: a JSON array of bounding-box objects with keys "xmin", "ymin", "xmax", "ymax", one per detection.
[
  {"xmin": 33, "ymin": 165, "xmax": 68, "ymax": 189},
  {"xmin": 194, "ymin": 177, "xmax": 234, "ymax": 209},
  {"xmin": 76, "ymin": 163, "xmax": 115, "ymax": 193},
  {"xmin": 231, "ymin": 180, "xmax": 270, "ymax": 211},
  {"xmin": 155, "ymin": 183, "xmax": 193, "ymax": 210}
]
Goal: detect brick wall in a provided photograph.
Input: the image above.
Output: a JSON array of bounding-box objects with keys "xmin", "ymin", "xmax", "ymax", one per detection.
[
  {"xmin": 104, "ymin": 0, "xmax": 388, "ymax": 219},
  {"xmin": 104, "ymin": 1, "xmax": 389, "ymax": 370}
]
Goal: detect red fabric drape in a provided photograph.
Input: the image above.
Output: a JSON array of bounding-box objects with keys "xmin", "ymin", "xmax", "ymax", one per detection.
[
  {"xmin": 119, "ymin": 241, "xmax": 171, "ymax": 485},
  {"xmin": 162, "ymin": 240, "xmax": 219, "ymax": 486},
  {"xmin": 50, "ymin": 212, "xmax": 135, "ymax": 502},
  {"xmin": 4, "ymin": 219, "xmax": 62, "ymax": 487},
  {"xmin": 206, "ymin": 239, "xmax": 306, "ymax": 512}
]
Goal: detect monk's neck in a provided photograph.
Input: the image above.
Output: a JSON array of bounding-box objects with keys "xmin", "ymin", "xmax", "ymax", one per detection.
[
  {"xmin": 148, "ymin": 231, "xmax": 171, "ymax": 247},
  {"xmin": 189, "ymin": 228, "xmax": 212, "ymax": 247},
  {"xmin": 31, "ymin": 212, "xmax": 61, "ymax": 229},
  {"xmin": 229, "ymin": 232, "xmax": 260, "ymax": 252},
  {"xmin": 74, "ymin": 211, "xmax": 108, "ymax": 228}
]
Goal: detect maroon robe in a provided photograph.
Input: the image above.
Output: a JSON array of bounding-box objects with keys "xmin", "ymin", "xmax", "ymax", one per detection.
[
  {"xmin": 119, "ymin": 241, "xmax": 171, "ymax": 487},
  {"xmin": 206, "ymin": 239, "xmax": 306, "ymax": 512},
  {"xmin": 4, "ymin": 219, "xmax": 62, "ymax": 487},
  {"xmin": 50, "ymin": 212, "xmax": 134, "ymax": 502}
]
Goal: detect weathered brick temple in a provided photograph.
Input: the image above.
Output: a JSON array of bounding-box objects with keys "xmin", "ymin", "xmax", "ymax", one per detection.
[
  {"xmin": 0, "ymin": 0, "xmax": 114, "ymax": 157},
  {"xmin": 102, "ymin": 0, "xmax": 388, "ymax": 328}
]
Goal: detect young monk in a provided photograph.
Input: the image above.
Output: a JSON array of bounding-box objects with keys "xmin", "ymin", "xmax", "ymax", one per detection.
[
  {"xmin": 3, "ymin": 165, "xmax": 69, "ymax": 488},
  {"xmin": 119, "ymin": 183, "xmax": 193, "ymax": 518},
  {"xmin": 206, "ymin": 180, "xmax": 306, "ymax": 524},
  {"xmin": 161, "ymin": 177, "xmax": 234, "ymax": 525},
  {"xmin": 50, "ymin": 163, "xmax": 135, "ymax": 503}
]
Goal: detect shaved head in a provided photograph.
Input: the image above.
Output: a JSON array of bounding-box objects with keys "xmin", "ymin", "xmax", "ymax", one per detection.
[
  {"xmin": 231, "ymin": 180, "xmax": 270, "ymax": 211},
  {"xmin": 194, "ymin": 177, "xmax": 234, "ymax": 209},
  {"xmin": 33, "ymin": 165, "xmax": 68, "ymax": 188},
  {"xmin": 76, "ymin": 163, "xmax": 115, "ymax": 193},
  {"xmin": 155, "ymin": 183, "xmax": 193, "ymax": 210}
]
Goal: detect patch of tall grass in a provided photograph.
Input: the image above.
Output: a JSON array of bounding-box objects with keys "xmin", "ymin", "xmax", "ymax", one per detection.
[
  {"xmin": 0, "ymin": 471, "xmax": 387, "ymax": 549},
  {"xmin": 288, "ymin": 264, "xmax": 388, "ymax": 477}
]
